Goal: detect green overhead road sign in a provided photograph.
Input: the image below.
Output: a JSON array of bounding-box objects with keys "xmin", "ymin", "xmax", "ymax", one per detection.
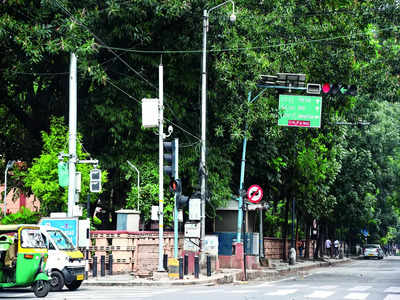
[{"xmin": 278, "ymin": 94, "xmax": 322, "ymax": 128}]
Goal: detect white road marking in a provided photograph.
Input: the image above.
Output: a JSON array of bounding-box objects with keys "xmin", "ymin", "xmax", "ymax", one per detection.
[
  {"xmin": 187, "ymin": 290, "xmax": 223, "ymax": 294},
  {"xmin": 306, "ymin": 290, "xmax": 335, "ymax": 298},
  {"xmin": 265, "ymin": 289, "xmax": 297, "ymax": 296},
  {"xmin": 348, "ymin": 286, "xmax": 372, "ymax": 292},
  {"xmin": 385, "ymin": 287, "xmax": 400, "ymax": 293},
  {"xmin": 384, "ymin": 295, "xmax": 400, "ymax": 300},
  {"xmin": 282, "ymin": 284, "xmax": 309, "ymax": 288},
  {"xmin": 344, "ymin": 292, "xmax": 369, "ymax": 299},
  {"xmin": 312, "ymin": 285, "xmax": 338, "ymax": 289},
  {"xmin": 231, "ymin": 289, "xmax": 256, "ymax": 294}
]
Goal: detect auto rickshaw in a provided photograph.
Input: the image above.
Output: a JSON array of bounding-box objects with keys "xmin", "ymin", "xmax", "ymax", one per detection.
[{"xmin": 0, "ymin": 224, "xmax": 50, "ymax": 297}]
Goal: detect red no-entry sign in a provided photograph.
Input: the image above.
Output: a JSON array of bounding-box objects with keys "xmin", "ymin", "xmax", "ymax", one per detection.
[{"xmin": 247, "ymin": 184, "xmax": 263, "ymax": 204}]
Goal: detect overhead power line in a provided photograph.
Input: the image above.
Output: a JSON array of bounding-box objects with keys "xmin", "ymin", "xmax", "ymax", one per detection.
[
  {"xmin": 52, "ymin": 0, "xmax": 200, "ymax": 143},
  {"xmin": 96, "ymin": 24, "xmax": 399, "ymax": 55}
]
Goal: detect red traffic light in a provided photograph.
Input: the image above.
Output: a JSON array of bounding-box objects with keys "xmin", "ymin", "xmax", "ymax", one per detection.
[
  {"xmin": 322, "ymin": 83, "xmax": 331, "ymax": 94},
  {"xmin": 169, "ymin": 178, "xmax": 182, "ymax": 193}
]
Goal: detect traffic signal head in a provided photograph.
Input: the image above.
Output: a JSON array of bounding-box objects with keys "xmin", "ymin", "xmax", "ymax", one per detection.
[
  {"xmin": 322, "ymin": 83, "xmax": 340, "ymax": 95},
  {"xmin": 169, "ymin": 178, "xmax": 182, "ymax": 194},
  {"xmin": 176, "ymin": 194, "xmax": 189, "ymax": 209},
  {"xmin": 322, "ymin": 83, "xmax": 357, "ymax": 96},
  {"xmin": 163, "ymin": 139, "xmax": 178, "ymax": 179},
  {"xmin": 90, "ymin": 169, "xmax": 101, "ymax": 193}
]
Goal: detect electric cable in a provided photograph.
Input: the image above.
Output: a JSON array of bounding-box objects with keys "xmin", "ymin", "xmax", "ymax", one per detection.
[
  {"xmin": 96, "ymin": 24, "xmax": 399, "ymax": 54},
  {"xmin": 53, "ymin": 0, "xmax": 199, "ymax": 143},
  {"xmin": 106, "ymin": 78, "xmax": 200, "ymax": 141}
]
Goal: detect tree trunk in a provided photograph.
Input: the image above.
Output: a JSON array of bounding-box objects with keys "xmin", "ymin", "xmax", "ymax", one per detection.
[{"xmin": 305, "ymin": 222, "xmax": 310, "ymax": 259}]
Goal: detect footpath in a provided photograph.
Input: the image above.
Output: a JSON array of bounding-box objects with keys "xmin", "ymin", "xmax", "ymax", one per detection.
[{"xmin": 83, "ymin": 257, "xmax": 352, "ymax": 287}]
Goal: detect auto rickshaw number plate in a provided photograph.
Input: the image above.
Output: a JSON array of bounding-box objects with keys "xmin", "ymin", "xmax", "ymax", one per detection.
[{"xmin": 76, "ymin": 274, "xmax": 84, "ymax": 280}]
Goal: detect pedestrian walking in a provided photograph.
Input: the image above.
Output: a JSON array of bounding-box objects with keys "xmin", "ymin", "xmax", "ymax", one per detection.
[
  {"xmin": 325, "ymin": 238, "xmax": 332, "ymax": 257},
  {"xmin": 298, "ymin": 241, "xmax": 305, "ymax": 257},
  {"xmin": 334, "ymin": 239, "xmax": 339, "ymax": 258}
]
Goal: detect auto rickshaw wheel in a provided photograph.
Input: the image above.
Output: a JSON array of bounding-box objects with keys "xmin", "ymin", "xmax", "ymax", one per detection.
[
  {"xmin": 65, "ymin": 280, "xmax": 82, "ymax": 291},
  {"xmin": 50, "ymin": 270, "xmax": 65, "ymax": 291},
  {"xmin": 33, "ymin": 280, "xmax": 50, "ymax": 298}
]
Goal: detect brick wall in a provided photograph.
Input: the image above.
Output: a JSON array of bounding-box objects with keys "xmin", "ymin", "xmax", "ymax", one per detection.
[
  {"xmin": 263, "ymin": 237, "xmax": 315, "ymax": 259},
  {"xmin": 88, "ymin": 232, "xmax": 316, "ymax": 276},
  {"xmin": 89, "ymin": 231, "xmax": 184, "ymax": 277}
]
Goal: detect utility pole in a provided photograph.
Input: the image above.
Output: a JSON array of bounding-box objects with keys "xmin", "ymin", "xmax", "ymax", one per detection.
[
  {"xmin": 200, "ymin": 8, "xmax": 208, "ymax": 252},
  {"xmin": 158, "ymin": 61, "xmax": 165, "ymax": 271},
  {"xmin": 68, "ymin": 53, "xmax": 77, "ymax": 217}
]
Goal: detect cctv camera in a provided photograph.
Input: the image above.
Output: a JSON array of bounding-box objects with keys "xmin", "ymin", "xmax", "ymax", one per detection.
[
  {"xmin": 229, "ymin": 13, "xmax": 236, "ymax": 22},
  {"xmin": 168, "ymin": 125, "xmax": 173, "ymax": 134}
]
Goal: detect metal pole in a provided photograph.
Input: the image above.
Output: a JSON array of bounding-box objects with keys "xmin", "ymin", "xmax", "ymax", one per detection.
[
  {"xmin": 87, "ymin": 194, "xmax": 90, "ymax": 217},
  {"xmin": 68, "ymin": 53, "xmax": 77, "ymax": 217},
  {"xmin": 158, "ymin": 62, "xmax": 165, "ymax": 271},
  {"xmin": 242, "ymin": 202, "xmax": 247, "ymax": 281},
  {"xmin": 174, "ymin": 138, "xmax": 179, "ymax": 258},
  {"xmin": 200, "ymin": 9, "xmax": 208, "ymax": 252},
  {"xmin": 237, "ymin": 92, "xmax": 251, "ymax": 243},
  {"xmin": 3, "ymin": 166, "xmax": 8, "ymax": 217},
  {"xmin": 127, "ymin": 161, "xmax": 140, "ymax": 211},
  {"xmin": 259, "ymin": 207, "xmax": 264, "ymax": 259}
]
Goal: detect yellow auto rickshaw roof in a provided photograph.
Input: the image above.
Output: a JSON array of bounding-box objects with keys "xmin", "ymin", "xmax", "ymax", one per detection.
[{"xmin": 0, "ymin": 224, "xmax": 40, "ymax": 232}]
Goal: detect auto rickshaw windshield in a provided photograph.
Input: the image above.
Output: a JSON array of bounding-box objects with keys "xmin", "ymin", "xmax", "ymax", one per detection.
[
  {"xmin": 47, "ymin": 230, "xmax": 75, "ymax": 250},
  {"xmin": 21, "ymin": 229, "xmax": 46, "ymax": 248}
]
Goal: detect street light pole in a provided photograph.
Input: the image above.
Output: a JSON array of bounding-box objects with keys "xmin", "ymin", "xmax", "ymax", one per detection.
[
  {"xmin": 3, "ymin": 160, "xmax": 15, "ymax": 217},
  {"xmin": 158, "ymin": 61, "xmax": 165, "ymax": 271},
  {"xmin": 200, "ymin": 0, "xmax": 236, "ymax": 252},
  {"xmin": 127, "ymin": 161, "xmax": 140, "ymax": 211}
]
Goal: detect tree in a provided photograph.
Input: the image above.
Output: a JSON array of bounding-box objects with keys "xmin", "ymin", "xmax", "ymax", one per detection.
[{"xmin": 21, "ymin": 116, "xmax": 107, "ymax": 217}]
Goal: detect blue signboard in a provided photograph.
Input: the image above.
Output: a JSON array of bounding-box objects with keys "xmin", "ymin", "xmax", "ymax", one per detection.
[{"xmin": 39, "ymin": 217, "xmax": 78, "ymax": 247}]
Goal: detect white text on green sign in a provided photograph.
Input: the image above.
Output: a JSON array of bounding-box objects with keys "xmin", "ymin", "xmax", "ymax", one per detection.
[{"xmin": 278, "ymin": 94, "xmax": 322, "ymax": 128}]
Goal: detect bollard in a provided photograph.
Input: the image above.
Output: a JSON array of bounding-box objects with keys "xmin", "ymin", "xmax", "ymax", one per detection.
[
  {"xmin": 163, "ymin": 254, "xmax": 168, "ymax": 271},
  {"xmin": 108, "ymin": 254, "xmax": 113, "ymax": 275},
  {"xmin": 184, "ymin": 254, "xmax": 188, "ymax": 275},
  {"xmin": 179, "ymin": 257, "xmax": 183, "ymax": 279},
  {"xmin": 85, "ymin": 250, "xmax": 89, "ymax": 280},
  {"xmin": 100, "ymin": 255, "xmax": 105, "ymax": 277},
  {"xmin": 92, "ymin": 256, "xmax": 97, "ymax": 277},
  {"xmin": 194, "ymin": 256, "xmax": 199, "ymax": 279},
  {"xmin": 206, "ymin": 255, "xmax": 211, "ymax": 277}
]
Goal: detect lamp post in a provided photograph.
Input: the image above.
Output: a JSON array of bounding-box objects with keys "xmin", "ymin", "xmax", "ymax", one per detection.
[
  {"xmin": 201, "ymin": 0, "xmax": 236, "ymax": 252},
  {"xmin": 127, "ymin": 161, "xmax": 140, "ymax": 211},
  {"xmin": 3, "ymin": 160, "xmax": 15, "ymax": 217}
]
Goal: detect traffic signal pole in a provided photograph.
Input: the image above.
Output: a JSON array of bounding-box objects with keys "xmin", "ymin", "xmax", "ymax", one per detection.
[
  {"xmin": 158, "ymin": 62, "xmax": 165, "ymax": 272},
  {"xmin": 173, "ymin": 139, "xmax": 179, "ymax": 259}
]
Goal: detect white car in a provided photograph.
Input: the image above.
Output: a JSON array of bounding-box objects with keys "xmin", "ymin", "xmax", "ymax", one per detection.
[{"xmin": 363, "ymin": 244, "xmax": 384, "ymax": 259}]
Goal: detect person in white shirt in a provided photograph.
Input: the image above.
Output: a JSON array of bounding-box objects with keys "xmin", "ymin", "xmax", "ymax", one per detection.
[
  {"xmin": 334, "ymin": 239, "xmax": 340, "ymax": 258},
  {"xmin": 325, "ymin": 239, "xmax": 332, "ymax": 257}
]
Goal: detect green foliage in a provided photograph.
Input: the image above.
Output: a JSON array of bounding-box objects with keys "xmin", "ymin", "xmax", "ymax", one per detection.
[
  {"xmin": 22, "ymin": 116, "xmax": 107, "ymax": 216},
  {"xmin": 0, "ymin": 207, "xmax": 40, "ymax": 225},
  {"xmin": 1, "ymin": 0, "xmax": 400, "ymax": 240}
]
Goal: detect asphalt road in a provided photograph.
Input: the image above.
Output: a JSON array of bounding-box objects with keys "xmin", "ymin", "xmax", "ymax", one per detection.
[{"xmin": 1, "ymin": 256, "xmax": 400, "ymax": 299}]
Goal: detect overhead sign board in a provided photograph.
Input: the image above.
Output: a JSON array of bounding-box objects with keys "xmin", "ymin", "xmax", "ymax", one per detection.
[{"xmin": 278, "ymin": 94, "xmax": 322, "ymax": 128}]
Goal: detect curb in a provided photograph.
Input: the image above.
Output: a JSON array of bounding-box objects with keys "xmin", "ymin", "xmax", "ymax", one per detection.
[
  {"xmin": 82, "ymin": 258, "xmax": 352, "ymax": 287},
  {"xmin": 82, "ymin": 272, "xmax": 240, "ymax": 287}
]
